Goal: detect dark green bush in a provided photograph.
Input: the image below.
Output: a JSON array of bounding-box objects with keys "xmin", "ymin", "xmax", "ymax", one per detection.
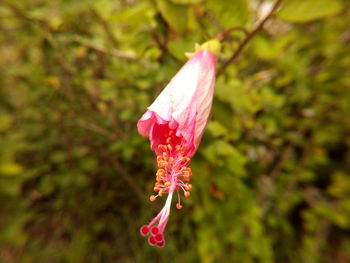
[{"xmin": 0, "ymin": 0, "xmax": 349, "ymax": 262}]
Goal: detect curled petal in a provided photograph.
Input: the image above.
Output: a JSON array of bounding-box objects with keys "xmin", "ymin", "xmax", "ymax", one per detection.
[{"xmin": 137, "ymin": 50, "xmax": 216, "ymax": 157}]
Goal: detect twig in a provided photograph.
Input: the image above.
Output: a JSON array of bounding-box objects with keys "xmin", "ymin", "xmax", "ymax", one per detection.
[
  {"xmin": 90, "ymin": 7, "xmax": 119, "ymax": 47},
  {"xmin": 62, "ymin": 119, "xmax": 117, "ymax": 140},
  {"xmin": 217, "ymin": 0, "xmax": 283, "ymax": 76},
  {"xmin": 2, "ymin": 2, "xmax": 136, "ymax": 61},
  {"xmin": 103, "ymin": 153, "xmax": 146, "ymax": 203},
  {"xmin": 269, "ymin": 143, "xmax": 293, "ymax": 179},
  {"xmin": 1, "ymin": 0, "xmax": 51, "ymax": 30},
  {"xmin": 78, "ymin": 120, "xmax": 118, "ymax": 140},
  {"xmin": 215, "ymin": 26, "xmax": 248, "ymax": 41},
  {"xmin": 85, "ymin": 43, "xmax": 137, "ymax": 60}
]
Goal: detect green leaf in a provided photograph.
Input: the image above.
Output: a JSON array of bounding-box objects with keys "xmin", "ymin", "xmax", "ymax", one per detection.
[
  {"xmin": 206, "ymin": 0, "xmax": 249, "ymax": 27},
  {"xmin": 278, "ymin": 0, "xmax": 343, "ymax": 23},
  {"xmin": 0, "ymin": 162, "xmax": 23, "ymax": 176},
  {"xmin": 206, "ymin": 121, "xmax": 228, "ymax": 138},
  {"xmin": 201, "ymin": 140, "xmax": 247, "ymax": 176},
  {"xmin": 170, "ymin": 0, "xmax": 203, "ymax": 4},
  {"xmin": 167, "ymin": 38, "xmax": 194, "ymax": 61},
  {"xmin": 92, "ymin": 0, "xmax": 114, "ymax": 19},
  {"xmin": 0, "ymin": 113, "xmax": 12, "ymax": 132},
  {"xmin": 215, "ymin": 79, "xmax": 260, "ymax": 114},
  {"xmin": 156, "ymin": 0, "xmax": 188, "ymax": 34}
]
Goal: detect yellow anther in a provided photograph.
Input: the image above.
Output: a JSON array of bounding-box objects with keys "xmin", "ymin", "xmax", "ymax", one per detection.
[
  {"xmin": 154, "ymin": 186, "xmax": 159, "ymax": 192},
  {"xmin": 164, "ymin": 182, "xmax": 171, "ymax": 187},
  {"xmin": 167, "ymin": 144, "xmax": 172, "ymax": 151},
  {"xmin": 176, "ymin": 203, "xmax": 183, "ymax": 209},
  {"xmin": 156, "ymin": 169, "xmax": 165, "ymax": 175},
  {"xmin": 156, "ymin": 175, "xmax": 163, "ymax": 180},
  {"xmin": 157, "ymin": 161, "xmax": 166, "ymax": 168},
  {"xmin": 166, "ymin": 137, "xmax": 171, "ymax": 143},
  {"xmin": 168, "ymin": 157, "xmax": 174, "ymax": 163},
  {"xmin": 159, "ymin": 189, "xmax": 163, "ymax": 197},
  {"xmin": 181, "ymin": 157, "xmax": 190, "ymax": 162},
  {"xmin": 186, "ymin": 184, "xmax": 192, "ymax": 191},
  {"xmin": 183, "ymin": 171, "xmax": 191, "ymax": 177},
  {"xmin": 150, "ymin": 195, "xmax": 156, "ymax": 202},
  {"xmin": 160, "ymin": 161, "xmax": 168, "ymax": 168}
]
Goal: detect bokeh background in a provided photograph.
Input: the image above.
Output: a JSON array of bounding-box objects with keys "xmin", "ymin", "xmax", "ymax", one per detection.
[{"xmin": 1, "ymin": 0, "xmax": 350, "ymax": 262}]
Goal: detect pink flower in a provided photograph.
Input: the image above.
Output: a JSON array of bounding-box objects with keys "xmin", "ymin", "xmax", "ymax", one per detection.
[{"xmin": 137, "ymin": 46, "xmax": 217, "ymax": 247}]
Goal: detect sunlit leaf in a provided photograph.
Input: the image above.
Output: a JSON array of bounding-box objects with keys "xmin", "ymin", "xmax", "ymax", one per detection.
[
  {"xmin": 156, "ymin": 0, "xmax": 188, "ymax": 34},
  {"xmin": 206, "ymin": 0, "xmax": 249, "ymax": 27},
  {"xmin": 278, "ymin": 0, "xmax": 343, "ymax": 22}
]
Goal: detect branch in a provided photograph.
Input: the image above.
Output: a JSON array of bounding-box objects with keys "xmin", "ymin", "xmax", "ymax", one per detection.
[
  {"xmin": 75, "ymin": 120, "xmax": 118, "ymax": 140},
  {"xmin": 90, "ymin": 7, "xmax": 119, "ymax": 47},
  {"xmin": 217, "ymin": 0, "xmax": 283, "ymax": 76},
  {"xmin": 1, "ymin": 1, "xmax": 51, "ymax": 30},
  {"xmin": 78, "ymin": 41, "xmax": 137, "ymax": 60},
  {"xmin": 103, "ymin": 152, "xmax": 146, "ymax": 203},
  {"xmin": 215, "ymin": 26, "xmax": 248, "ymax": 41}
]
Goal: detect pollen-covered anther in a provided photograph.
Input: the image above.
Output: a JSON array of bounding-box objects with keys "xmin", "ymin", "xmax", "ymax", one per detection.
[
  {"xmin": 164, "ymin": 182, "xmax": 171, "ymax": 187},
  {"xmin": 186, "ymin": 183, "xmax": 192, "ymax": 191},
  {"xmin": 157, "ymin": 144, "xmax": 165, "ymax": 151},
  {"xmin": 181, "ymin": 175, "xmax": 190, "ymax": 182},
  {"xmin": 157, "ymin": 161, "xmax": 167, "ymax": 168},
  {"xmin": 150, "ymin": 195, "xmax": 157, "ymax": 202},
  {"xmin": 157, "ymin": 168, "xmax": 164, "ymax": 173},
  {"xmin": 156, "ymin": 179, "xmax": 162, "ymax": 185},
  {"xmin": 180, "ymin": 157, "xmax": 190, "ymax": 164}
]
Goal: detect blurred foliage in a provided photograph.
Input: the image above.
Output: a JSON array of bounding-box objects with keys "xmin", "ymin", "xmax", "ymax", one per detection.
[{"xmin": 0, "ymin": 0, "xmax": 350, "ymax": 262}]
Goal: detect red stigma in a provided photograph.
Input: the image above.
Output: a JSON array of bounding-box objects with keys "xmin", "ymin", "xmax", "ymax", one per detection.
[
  {"xmin": 140, "ymin": 225, "xmax": 149, "ymax": 236},
  {"xmin": 148, "ymin": 236, "xmax": 157, "ymax": 246},
  {"xmin": 155, "ymin": 233, "xmax": 163, "ymax": 242},
  {"xmin": 151, "ymin": 226, "xmax": 159, "ymax": 235},
  {"xmin": 156, "ymin": 240, "xmax": 165, "ymax": 247}
]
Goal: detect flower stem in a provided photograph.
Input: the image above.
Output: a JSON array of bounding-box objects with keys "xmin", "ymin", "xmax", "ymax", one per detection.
[{"xmin": 217, "ymin": 0, "xmax": 283, "ymax": 76}]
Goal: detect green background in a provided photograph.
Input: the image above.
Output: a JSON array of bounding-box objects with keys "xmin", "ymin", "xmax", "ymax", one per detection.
[{"xmin": 0, "ymin": 0, "xmax": 349, "ymax": 262}]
